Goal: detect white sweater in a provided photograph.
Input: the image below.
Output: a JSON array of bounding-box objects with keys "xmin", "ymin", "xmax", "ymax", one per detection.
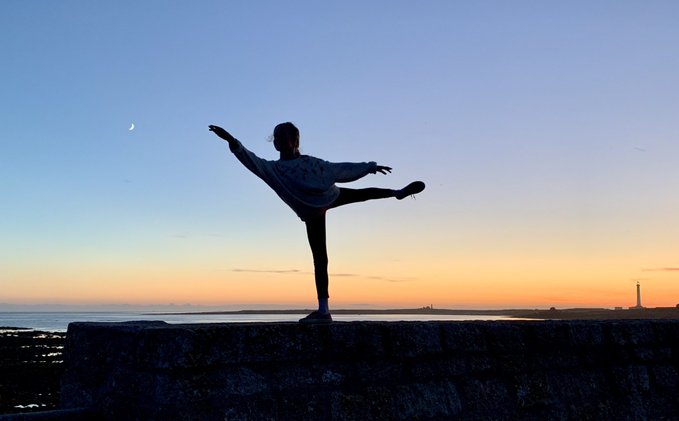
[{"xmin": 230, "ymin": 140, "xmax": 378, "ymax": 220}]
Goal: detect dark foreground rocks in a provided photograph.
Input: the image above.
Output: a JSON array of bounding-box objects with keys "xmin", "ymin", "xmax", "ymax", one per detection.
[{"xmin": 0, "ymin": 330, "xmax": 65, "ymax": 415}]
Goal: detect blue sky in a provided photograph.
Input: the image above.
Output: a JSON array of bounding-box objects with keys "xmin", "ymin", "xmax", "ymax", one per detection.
[{"xmin": 2, "ymin": 1, "xmax": 678, "ymax": 308}]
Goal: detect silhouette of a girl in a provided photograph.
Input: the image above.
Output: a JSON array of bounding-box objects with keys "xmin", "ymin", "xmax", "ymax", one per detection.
[{"xmin": 209, "ymin": 122, "xmax": 425, "ymax": 323}]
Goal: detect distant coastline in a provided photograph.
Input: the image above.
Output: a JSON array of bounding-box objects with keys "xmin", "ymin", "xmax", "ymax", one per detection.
[
  {"xmin": 154, "ymin": 306, "xmax": 679, "ymax": 320},
  {"xmin": 151, "ymin": 308, "xmax": 525, "ymax": 317},
  {"xmin": 512, "ymin": 306, "xmax": 679, "ymax": 320}
]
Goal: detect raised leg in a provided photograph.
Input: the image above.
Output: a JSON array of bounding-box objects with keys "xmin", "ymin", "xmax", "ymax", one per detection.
[{"xmin": 329, "ymin": 187, "xmax": 395, "ymax": 209}]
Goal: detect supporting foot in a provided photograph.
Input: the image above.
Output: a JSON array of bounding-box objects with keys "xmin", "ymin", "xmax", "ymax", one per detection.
[{"xmin": 299, "ymin": 311, "xmax": 333, "ymax": 324}]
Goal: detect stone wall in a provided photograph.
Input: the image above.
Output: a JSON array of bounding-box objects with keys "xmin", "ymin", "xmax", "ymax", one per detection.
[{"xmin": 61, "ymin": 320, "xmax": 679, "ymax": 420}]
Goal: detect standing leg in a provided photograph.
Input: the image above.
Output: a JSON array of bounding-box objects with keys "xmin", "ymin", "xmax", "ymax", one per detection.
[
  {"xmin": 304, "ymin": 213, "xmax": 330, "ymax": 310},
  {"xmin": 300, "ymin": 213, "xmax": 332, "ymax": 323}
]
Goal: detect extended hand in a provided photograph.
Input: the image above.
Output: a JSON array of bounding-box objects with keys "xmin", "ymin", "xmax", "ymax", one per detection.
[
  {"xmin": 375, "ymin": 165, "xmax": 392, "ymax": 175},
  {"xmin": 208, "ymin": 125, "xmax": 236, "ymax": 143}
]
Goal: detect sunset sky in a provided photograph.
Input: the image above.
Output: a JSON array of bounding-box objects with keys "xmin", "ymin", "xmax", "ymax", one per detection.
[{"xmin": 2, "ymin": 1, "xmax": 678, "ymax": 310}]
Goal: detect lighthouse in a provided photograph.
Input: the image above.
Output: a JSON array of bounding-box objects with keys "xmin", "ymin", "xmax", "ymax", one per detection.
[{"xmin": 631, "ymin": 281, "xmax": 644, "ymax": 309}]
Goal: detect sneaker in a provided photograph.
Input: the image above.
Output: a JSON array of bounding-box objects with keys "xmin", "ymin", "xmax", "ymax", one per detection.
[
  {"xmin": 299, "ymin": 311, "xmax": 333, "ymax": 324},
  {"xmin": 395, "ymin": 181, "xmax": 426, "ymax": 200}
]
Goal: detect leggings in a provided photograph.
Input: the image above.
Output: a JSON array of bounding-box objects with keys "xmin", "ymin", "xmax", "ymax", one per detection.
[{"xmin": 304, "ymin": 187, "xmax": 394, "ymax": 299}]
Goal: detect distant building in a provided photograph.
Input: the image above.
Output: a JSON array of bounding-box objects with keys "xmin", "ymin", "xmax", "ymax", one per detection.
[{"xmin": 629, "ymin": 281, "xmax": 644, "ymax": 309}]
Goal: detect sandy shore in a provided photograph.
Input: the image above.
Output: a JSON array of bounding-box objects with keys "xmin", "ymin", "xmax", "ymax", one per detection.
[{"xmin": 0, "ymin": 328, "xmax": 65, "ymax": 415}]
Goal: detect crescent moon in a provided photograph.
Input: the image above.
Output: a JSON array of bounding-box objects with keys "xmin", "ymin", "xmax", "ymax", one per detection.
[{"xmin": 129, "ymin": 123, "xmax": 135, "ymax": 131}]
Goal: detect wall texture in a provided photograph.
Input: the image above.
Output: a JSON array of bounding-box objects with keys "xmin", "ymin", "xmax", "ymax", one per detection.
[{"xmin": 61, "ymin": 320, "xmax": 679, "ymax": 420}]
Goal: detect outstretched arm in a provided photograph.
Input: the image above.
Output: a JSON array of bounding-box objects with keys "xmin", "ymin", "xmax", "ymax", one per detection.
[
  {"xmin": 209, "ymin": 124, "xmax": 277, "ymax": 186},
  {"xmin": 208, "ymin": 125, "xmax": 238, "ymax": 150},
  {"xmin": 333, "ymin": 162, "xmax": 392, "ymax": 183}
]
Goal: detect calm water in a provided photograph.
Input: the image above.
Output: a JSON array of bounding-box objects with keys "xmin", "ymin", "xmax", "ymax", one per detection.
[{"xmin": 0, "ymin": 312, "xmax": 515, "ymax": 332}]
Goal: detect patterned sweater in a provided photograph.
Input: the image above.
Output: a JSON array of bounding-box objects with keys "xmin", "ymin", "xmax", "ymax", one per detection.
[{"xmin": 230, "ymin": 140, "xmax": 378, "ymax": 220}]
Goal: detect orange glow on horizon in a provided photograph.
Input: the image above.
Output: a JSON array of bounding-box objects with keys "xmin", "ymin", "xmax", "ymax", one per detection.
[{"xmin": 5, "ymin": 268, "xmax": 677, "ymax": 310}]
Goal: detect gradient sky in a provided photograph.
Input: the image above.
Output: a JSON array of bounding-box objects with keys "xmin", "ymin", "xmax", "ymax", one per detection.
[{"xmin": 2, "ymin": 1, "xmax": 678, "ymax": 309}]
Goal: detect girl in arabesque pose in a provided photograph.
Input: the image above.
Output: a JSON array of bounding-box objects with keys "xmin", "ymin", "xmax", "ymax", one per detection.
[{"xmin": 209, "ymin": 122, "xmax": 425, "ymax": 323}]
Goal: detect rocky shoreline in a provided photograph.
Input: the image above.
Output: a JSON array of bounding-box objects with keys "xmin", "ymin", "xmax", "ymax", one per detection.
[{"xmin": 0, "ymin": 329, "xmax": 65, "ymax": 415}]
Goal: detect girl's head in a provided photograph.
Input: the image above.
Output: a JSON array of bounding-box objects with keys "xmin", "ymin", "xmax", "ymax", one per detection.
[{"xmin": 273, "ymin": 122, "xmax": 300, "ymax": 154}]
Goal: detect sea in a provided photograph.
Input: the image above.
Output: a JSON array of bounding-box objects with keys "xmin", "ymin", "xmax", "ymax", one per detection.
[{"xmin": 0, "ymin": 312, "xmax": 515, "ymax": 332}]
